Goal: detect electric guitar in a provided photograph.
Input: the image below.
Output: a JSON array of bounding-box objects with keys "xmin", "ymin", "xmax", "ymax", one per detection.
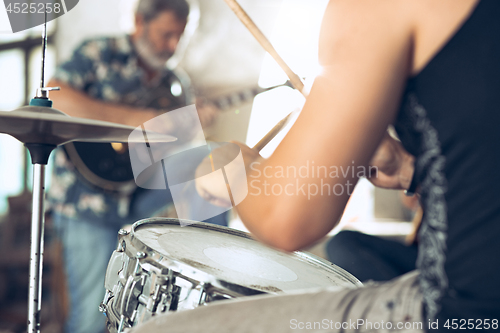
[{"xmin": 64, "ymin": 76, "xmax": 293, "ymax": 193}]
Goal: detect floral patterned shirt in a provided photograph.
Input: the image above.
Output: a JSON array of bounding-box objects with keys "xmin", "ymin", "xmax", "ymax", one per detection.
[{"xmin": 48, "ymin": 35, "xmax": 189, "ymax": 224}]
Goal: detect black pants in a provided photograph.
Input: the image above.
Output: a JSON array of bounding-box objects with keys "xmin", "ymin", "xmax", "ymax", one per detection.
[{"xmin": 326, "ymin": 230, "xmax": 418, "ymax": 282}]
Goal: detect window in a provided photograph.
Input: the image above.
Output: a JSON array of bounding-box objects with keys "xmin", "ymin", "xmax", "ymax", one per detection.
[{"xmin": 0, "ymin": 23, "xmax": 56, "ymax": 215}]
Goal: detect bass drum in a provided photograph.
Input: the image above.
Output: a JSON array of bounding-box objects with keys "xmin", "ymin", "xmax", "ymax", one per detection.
[{"xmin": 100, "ymin": 218, "xmax": 361, "ymax": 333}]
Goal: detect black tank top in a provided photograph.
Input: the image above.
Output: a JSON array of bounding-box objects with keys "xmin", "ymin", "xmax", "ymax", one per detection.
[{"xmin": 395, "ymin": 0, "xmax": 500, "ymax": 330}]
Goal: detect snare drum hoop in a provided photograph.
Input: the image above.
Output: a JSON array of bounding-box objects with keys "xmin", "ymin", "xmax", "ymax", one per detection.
[{"xmin": 129, "ymin": 218, "xmax": 361, "ymax": 296}]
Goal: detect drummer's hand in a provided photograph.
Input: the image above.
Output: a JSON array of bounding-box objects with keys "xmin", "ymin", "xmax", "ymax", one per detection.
[
  {"xmin": 367, "ymin": 132, "xmax": 415, "ymax": 190},
  {"xmin": 195, "ymin": 141, "xmax": 262, "ymax": 207}
]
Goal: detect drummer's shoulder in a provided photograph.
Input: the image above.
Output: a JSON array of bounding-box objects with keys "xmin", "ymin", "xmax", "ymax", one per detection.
[
  {"xmin": 320, "ymin": 0, "xmax": 417, "ymax": 28},
  {"xmin": 319, "ymin": 0, "xmax": 479, "ymax": 72},
  {"xmin": 318, "ymin": 0, "xmax": 416, "ymax": 65},
  {"xmin": 322, "ymin": 0, "xmax": 459, "ymax": 19},
  {"xmin": 321, "ymin": 0, "xmax": 480, "ymax": 34},
  {"xmin": 317, "ymin": 0, "xmax": 465, "ymax": 40}
]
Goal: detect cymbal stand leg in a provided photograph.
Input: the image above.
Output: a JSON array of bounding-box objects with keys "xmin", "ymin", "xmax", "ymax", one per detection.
[{"xmin": 28, "ymin": 164, "xmax": 46, "ymax": 333}]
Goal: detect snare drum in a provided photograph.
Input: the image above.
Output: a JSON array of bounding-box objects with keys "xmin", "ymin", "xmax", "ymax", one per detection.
[{"xmin": 100, "ymin": 218, "xmax": 361, "ymax": 333}]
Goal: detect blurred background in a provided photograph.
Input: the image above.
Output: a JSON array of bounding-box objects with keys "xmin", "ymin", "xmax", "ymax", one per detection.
[{"xmin": 0, "ymin": 0, "xmax": 416, "ymax": 331}]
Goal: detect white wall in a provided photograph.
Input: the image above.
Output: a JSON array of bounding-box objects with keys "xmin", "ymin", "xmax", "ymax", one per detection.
[
  {"xmin": 54, "ymin": 0, "xmax": 283, "ymax": 142},
  {"xmin": 55, "ymin": 0, "xmax": 137, "ymax": 61}
]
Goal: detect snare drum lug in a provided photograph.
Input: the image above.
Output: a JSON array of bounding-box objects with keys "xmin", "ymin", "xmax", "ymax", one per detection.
[
  {"xmin": 117, "ymin": 315, "xmax": 126, "ymax": 333},
  {"xmin": 118, "ymin": 229, "xmax": 129, "ymax": 236},
  {"xmin": 98, "ymin": 302, "xmax": 106, "ymax": 314},
  {"xmin": 198, "ymin": 284, "xmax": 208, "ymax": 306},
  {"xmin": 199, "ymin": 290, "xmax": 208, "ymax": 305},
  {"xmin": 113, "ymin": 283, "xmax": 123, "ymax": 304},
  {"xmin": 155, "ymin": 280, "xmax": 180, "ymax": 313},
  {"xmin": 133, "ymin": 259, "xmax": 142, "ymax": 276},
  {"xmin": 118, "ymin": 256, "xmax": 130, "ymax": 284},
  {"xmin": 164, "ymin": 270, "xmax": 175, "ymax": 311},
  {"xmin": 144, "ymin": 295, "xmax": 154, "ymax": 312},
  {"xmin": 122, "ymin": 277, "xmax": 144, "ymax": 321},
  {"xmin": 138, "ymin": 294, "xmax": 149, "ymax": 307},
  {"xmin": 171, "ymin": 285, "xmax": 180, "ymax": 311},
  {"xmin": 148, "ymin": 284, "xmax": 161, "ymax": 312},
  {"xmin": 130, "ymin": 309, "xmax": 138, "ymax": 323},
  {"xmin": 99, "ymin": 290, "xmax": 113, "ymax": 313},
  {"xmin": 156, "ymin": 293, "xmax": 169, "ymax": 313},
  {"xmin": 117, "ymin": 240, "xmax": 126, "ymax": 252}
]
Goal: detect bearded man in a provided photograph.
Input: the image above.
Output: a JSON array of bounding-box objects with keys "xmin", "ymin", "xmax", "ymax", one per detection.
[{"xmin": 47, "ymin": 1, "xmax": 225, "ymax": 332}]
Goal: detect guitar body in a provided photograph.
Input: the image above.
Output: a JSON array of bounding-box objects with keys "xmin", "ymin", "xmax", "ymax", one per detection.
[
  {"xmin": 63, "ymin": 74, "xmax": 292, "ymax": 193},
  {"xmin": 63, "ymin": 70, "xmax": 190, "ymax": 193}
]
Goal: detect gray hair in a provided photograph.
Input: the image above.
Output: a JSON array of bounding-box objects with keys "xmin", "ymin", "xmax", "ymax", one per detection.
[{"xmin": 136, "ymin": 0, "xmax": 190, "ymax": 23}]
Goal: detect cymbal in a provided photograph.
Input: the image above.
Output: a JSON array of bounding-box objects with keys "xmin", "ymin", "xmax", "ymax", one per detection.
[{"xmin": 0, "ymin": 105, "xmax": 177, "ymax": 146}]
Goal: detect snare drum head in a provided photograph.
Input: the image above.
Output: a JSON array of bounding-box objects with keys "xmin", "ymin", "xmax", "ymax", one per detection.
[{"xmin": 132, "ymin": 219, "xmax": 360, "ymax": 294}]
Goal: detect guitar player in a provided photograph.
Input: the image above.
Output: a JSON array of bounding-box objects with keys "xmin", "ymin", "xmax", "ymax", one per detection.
[{"xmin": 46, "ymin": 1, "xmax": 225, "ymax": 333}]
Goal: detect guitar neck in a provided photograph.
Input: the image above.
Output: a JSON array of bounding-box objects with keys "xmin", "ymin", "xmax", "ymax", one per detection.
[{"xmin": 207, "ymin": 81, "xmax": 294, "ymax": 110}]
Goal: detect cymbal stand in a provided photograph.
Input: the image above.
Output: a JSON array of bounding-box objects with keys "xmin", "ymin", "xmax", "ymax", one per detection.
[{"xmin": 26, "ymin": 14, "xmax": 60, "ymax": 333}]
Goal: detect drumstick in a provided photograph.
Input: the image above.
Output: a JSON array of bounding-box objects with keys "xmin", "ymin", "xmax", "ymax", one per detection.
[
  {"xmin": 405, "ymin": 206, "xmax": 423, "ymax": 245},
  {"xmin": 252, "ymin": 111, "xmax": 296, "ymax": 152},
  {"xmin": 197, "ymin": 111, "xmax": 295, "ymax": 207},
  {"xmin": 224, "ymin": 0, "xmax": 307, "ymax": 98},
  {"xmin": 224, "ymin": 0, "xmax": 306, "ymax": 150}
]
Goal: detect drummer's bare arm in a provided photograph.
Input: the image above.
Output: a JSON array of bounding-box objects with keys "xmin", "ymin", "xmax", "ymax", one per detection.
[
  {"xmin": 229, "ymin": 0, "xmax": 422, "ymax": 252},
  {"xmin": 48, "ymin": 79, "xmax": 157, "ymax": 127},
  {"xmin": 233, "ymin": 0, "xmax": 479, "ymax": 251}
]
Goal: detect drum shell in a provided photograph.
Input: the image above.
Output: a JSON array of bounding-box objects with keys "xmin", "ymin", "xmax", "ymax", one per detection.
[{"xmin": 101, "ymin": 218, "xmax": 361, "ymax": 333}]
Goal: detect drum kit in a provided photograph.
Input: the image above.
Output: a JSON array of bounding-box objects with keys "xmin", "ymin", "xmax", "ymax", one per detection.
[
  {"xmin": 0, "ymin": 2, "xmax": 361, "ymax": 333},
  {"xmin": 100, "ymin": 218, "xmax": 361, "ymax": 333}
]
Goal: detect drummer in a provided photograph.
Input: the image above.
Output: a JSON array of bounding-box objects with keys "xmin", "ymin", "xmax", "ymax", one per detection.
[
  {"xmin": 138, "ymin": 0, "xmax": 499, "ymax": 332},
  {"xmin": 46, "ymin": 1, "xmax": 224, "ymax": 333}
]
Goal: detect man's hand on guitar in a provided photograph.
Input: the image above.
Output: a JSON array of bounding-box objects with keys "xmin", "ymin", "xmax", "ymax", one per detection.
[{"xmin": 196, "ymin": 98, "xmax": 220, "ymax": 129}]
